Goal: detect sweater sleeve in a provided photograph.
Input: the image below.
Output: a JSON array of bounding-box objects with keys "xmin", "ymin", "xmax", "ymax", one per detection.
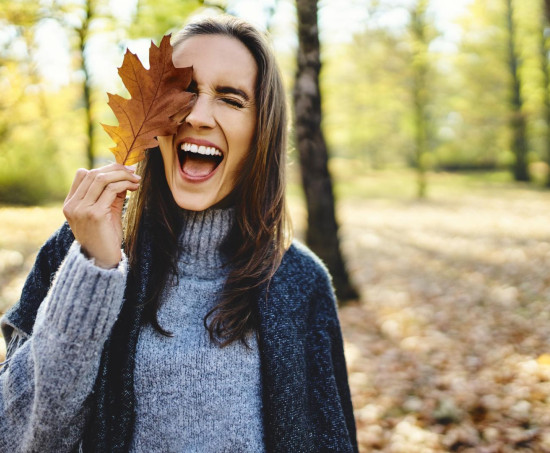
[{"xmin": 0, "ymin": 240, "xmax": 127, "ymax": 453}]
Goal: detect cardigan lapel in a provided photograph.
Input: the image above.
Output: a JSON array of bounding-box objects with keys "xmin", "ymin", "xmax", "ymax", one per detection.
[{"xmin": 257, "ymin": 248, "xmax": 316, "ymax": 452}]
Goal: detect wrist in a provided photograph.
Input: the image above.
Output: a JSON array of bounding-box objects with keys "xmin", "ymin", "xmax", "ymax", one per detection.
[{"xmin": 79, "ymin": 245, "xmax": 121, "ymax": 269}]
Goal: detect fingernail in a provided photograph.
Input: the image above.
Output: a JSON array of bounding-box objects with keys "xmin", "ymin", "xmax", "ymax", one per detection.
[
  {"xmin": 125, "ymin": 165, "xmax": 135, "ymax": 172},
  {"xmin": 134, "ymin": 174, "xmax": 142, "ymax": 179}
]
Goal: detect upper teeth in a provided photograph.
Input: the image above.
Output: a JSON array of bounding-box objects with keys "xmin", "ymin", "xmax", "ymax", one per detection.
[{"xmin": 181, "ymin": 143, "xmax": 222, "ymax": 156}]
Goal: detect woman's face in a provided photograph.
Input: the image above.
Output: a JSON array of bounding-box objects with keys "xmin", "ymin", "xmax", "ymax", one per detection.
[{"xmin": 157, "ymin": 34, "xmax": 258, "ymax": 211}]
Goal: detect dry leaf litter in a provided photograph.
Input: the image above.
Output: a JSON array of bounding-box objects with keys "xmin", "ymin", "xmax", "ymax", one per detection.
[{"xmin": 329, "ymin": 193, "xmax": 550, "ymax": 452}]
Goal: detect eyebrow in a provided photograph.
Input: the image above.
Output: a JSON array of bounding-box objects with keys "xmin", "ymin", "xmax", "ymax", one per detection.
[{"xmin": 216, "ymin": 85, "xmax": 251, "ymax": 102}]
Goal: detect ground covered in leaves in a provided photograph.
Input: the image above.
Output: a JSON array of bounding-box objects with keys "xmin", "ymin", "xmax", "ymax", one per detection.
[
  {"xmin": 1, "ymin": 172, "xmax": 550, "ymax": 452},
  {"xmin": 332, "ymin": 182, "xmax": 550, "ymax": 452}
]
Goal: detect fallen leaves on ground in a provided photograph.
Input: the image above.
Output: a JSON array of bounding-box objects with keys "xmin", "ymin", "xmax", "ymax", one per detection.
[{"xmin": 336, "ymin": 192, "xmax": 550, "ymax": 452}]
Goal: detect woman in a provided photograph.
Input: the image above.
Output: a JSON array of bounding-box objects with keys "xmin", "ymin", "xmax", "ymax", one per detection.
[{"xmin": 0, "ymin": 16, "xmax": 357, "ymax": 453}]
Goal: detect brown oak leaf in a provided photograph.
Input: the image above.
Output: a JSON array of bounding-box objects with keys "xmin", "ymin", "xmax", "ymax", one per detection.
[{"xmin": 101, "ymin": 34, "xmax": 194, "ymax": 165}]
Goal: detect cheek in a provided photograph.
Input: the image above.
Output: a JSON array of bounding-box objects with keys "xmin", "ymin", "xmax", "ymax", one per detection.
[
  {"xmin": 227, "ymin": 129, "xmax": 254, "ymax": 174},
  {"xmin": 228, "ymin": 114, "xmax": 256, "ymax": 153},
  {"xmin": 226, "ymin": 151, "xmax": 248, "ymax": 179}
]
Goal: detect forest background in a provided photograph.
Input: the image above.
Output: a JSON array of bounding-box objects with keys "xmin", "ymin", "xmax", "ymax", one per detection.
[
  {"xmin": 3, "ymin": 0, "xmax": 550, "ymax": 202},
  {"xmin": 2, "ymin": 0, "xmax": 550, "ymax": 451}
]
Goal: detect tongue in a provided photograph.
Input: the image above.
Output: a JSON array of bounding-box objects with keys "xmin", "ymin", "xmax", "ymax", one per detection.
[{"xmin": 182, "ymin": 154, "xmax": 217, "ymax": 178}]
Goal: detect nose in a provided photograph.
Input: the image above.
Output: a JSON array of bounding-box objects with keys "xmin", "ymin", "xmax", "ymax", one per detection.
[{"xmin": 185, "ymin": 94, "xmax": 216, "ymax": 130}]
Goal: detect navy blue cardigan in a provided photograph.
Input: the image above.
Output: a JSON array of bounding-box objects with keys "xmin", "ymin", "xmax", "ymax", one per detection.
[{"xmin": 3, "ymin": 222, "xmax": 358, "ymax": 452}]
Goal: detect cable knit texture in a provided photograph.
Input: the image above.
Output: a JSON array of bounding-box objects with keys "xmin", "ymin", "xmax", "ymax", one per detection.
[
  {"xmin": 130, "ymin": 208, "xmax": 265, "ymax": 452},
  {"xmin": 0, "ymin": 241, "xmax": 127, "ymax": 453}
]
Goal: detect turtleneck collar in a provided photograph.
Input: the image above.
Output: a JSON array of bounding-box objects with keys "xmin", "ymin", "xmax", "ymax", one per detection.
[{"xmin": 177, "ymin": 207, "xmax": 235, "ymax": 277}]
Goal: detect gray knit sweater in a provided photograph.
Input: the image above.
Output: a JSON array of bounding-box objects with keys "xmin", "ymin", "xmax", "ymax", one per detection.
[
  {"xmin": 0, "ymin": 208, "xmax": 264, "ymax": 452},
  {"xmin": 0, "ymin": 241, "xmax": 127, "ymax": 452},
  {"xmin": 130, "ymin": 208, "xmax": 264, "ymax": 452}
]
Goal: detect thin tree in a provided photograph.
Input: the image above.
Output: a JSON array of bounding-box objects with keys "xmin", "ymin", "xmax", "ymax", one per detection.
[
  {"xmin": 75, "ymin": 0, "xmax": 96, "ymax": 170},
  {"xmin": 505, "ymin": 0, "xmax": 530, "ymax": 181},
  {"xmin": 293, "ymin": 0, "xmax": 358, "ymax": 301},
  {"xmin": 409, "ymin": 0, "xmax": 432, "ymax": 198},
  {"xmin": 542, "ymin": 0, "xmax": 550, "ymax": 186},
  {"xmin": 49, "ymin": 0, "xmax": 104, "ymax": 169}
]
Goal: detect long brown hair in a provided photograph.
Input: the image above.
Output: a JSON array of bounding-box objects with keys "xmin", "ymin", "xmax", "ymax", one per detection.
[{"xmin": 123, "ymin": 16, "xmax": 292, "ymax": 346}]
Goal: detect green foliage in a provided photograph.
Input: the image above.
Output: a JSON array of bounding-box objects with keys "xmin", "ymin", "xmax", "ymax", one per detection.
[
  {"xmin": 319, "ymin": 0, "xmax": 550, "ymax": 185},
  {"xmin": 3, "ymin": 0, "xmax": 550, "ymax": 203},
  {"xmin": 129, "ymin": 0, "xmax": 212, "ymax": 39},
  {"xmin": 322, "ymin": 29, "xmax": 412, "ymax": 168},
  {"xmin": 0, "ymin": 54, "xmax": 83, "ymax": 204},
  {"xmin": 0, "ymin": 0, "xmax": 207, "ymax": 204},
  {"xmin": 0, "ymin": 143, "xmax": 66, "ymax": 205},
  {"xmin": 437, "ymin": 0, "xmax": 509, "ymax": 169},
  {"xmin": 0, "ymin": 90, "xmax": 68, "ymax": 205},
  {"xmin": 0, "ymin": 0, "xmax": 42, "ymax": 27}
]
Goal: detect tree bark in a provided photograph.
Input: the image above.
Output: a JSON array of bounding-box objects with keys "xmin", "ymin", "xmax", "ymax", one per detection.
[
  {"xmin": 505, "ymin": 0, "xmax": 530, "ymax": 181},
  {"xmin": 293, "ymin": 0, "xmax": 358, "ymax": 301}
]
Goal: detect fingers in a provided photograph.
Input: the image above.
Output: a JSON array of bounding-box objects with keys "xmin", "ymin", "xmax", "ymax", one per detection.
[
  {"xmin": 95, "ymin": 179, "xmax": 141, "ymax": 211},
  {"xmin": 69, "ymin": 164, "xmax": 140, "ymax": 205},
  {"xmin": 67, "ymin": 163, "xmax": 124, "ymax": 202},
  {"xmin": 63, "ymin": 163, "xmax": 141, "ymax": 226},
  {"xmin": 62, "ymin": 163, "xmax": 142, "ymax": 269},
  {"xmin": 67, "ymin": 168, "xmax": 88, "ymax": 200},
  {"xmin": 81, "ymin": 170, "xmax": 141, "ymax": 205}
]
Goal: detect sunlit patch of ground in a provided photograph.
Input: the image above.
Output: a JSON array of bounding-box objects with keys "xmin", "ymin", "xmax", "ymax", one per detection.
[{"xmin": 336, "ymin": 190, "xmax": 550, "ymax": 452}]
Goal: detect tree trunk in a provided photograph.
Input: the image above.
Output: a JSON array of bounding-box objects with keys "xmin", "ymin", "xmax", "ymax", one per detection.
[
  {"xmin": 293, "ymin": 0, "xmax": 358, "ymax": 302},
  {"xmin": 77, "ymin": 0, "xmax": 95, "ymax": 169},
  {"xmin": 505, "ymin": 0, "xmax": 530, "ymax": 181},
  {"xmin": 542, "ymin": 0, "xmax": 550, "ymax": 186},
  {"xmin": 410, "ymin": 0, "xmax": 430, "ymax": 199}
]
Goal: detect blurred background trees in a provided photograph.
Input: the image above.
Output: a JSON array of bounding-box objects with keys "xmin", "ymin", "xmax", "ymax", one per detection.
[
  {"xmin": 2, "ymin": 0, "xmax": 550, "ymax": 199},
  {"xmin": 323, "ymin": 0, "xmax": 550, "ymax": 187},
  {"xmin": 505, "ymin": 0, "xmax": 530, "ymax": 181},
  {"xmin": 542, "ymin": 0, "xmax": 550, "ymax": 185},
  {"xmin": 3, "ymin": 0, "xmax": 550, "ymax": 205}
]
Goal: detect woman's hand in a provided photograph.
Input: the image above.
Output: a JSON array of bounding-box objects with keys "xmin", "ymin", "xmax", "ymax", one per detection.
[{"xmin": 63, "ymin": 163, "xmax": 141, "ymax": 269}]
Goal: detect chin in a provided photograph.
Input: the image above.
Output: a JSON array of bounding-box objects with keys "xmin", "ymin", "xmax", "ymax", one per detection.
[
  {"xmin": 171, "ymin": 192, "xmax": 219, "ymax": 212},
  {"xmin": 170, "ymin": 185, "xmax": 237, "ymax": 212}
]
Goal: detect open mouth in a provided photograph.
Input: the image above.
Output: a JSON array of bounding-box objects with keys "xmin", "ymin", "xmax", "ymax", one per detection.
[{"xmin": 177, "ymin": 142, "xmax": 224, "ymax": 178}]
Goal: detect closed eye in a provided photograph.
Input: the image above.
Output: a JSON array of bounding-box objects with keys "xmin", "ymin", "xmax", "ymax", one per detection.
[{"xmin": 221, "ymin": 97, "xmax": 244, "ymax": 108}]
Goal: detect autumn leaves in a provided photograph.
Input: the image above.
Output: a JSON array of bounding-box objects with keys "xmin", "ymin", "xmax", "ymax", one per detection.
[{"xmin": 101, "ymin": 35, "xmax": 194, "ymax": 165}]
